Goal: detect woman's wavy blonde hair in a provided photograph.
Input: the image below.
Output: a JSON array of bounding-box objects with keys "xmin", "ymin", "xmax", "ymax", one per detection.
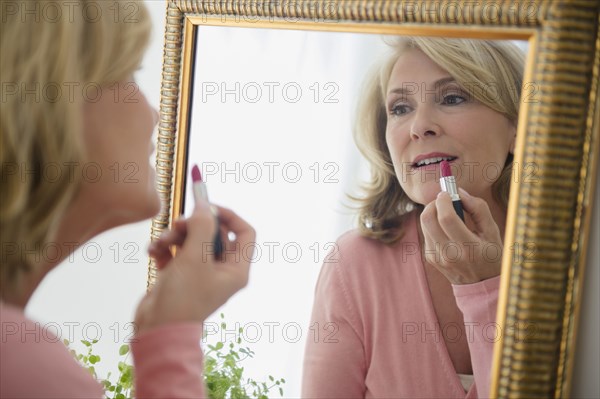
[
  {"xmin": 1, "ymin": 1, "xmax": 151, "ymax": 288},
  {"xmin": 352, "ymin": 37, "xmax": 525, "ymax": 243}
]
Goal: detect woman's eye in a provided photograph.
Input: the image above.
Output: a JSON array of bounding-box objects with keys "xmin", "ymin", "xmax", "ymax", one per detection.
[
  {"xmin": 442, "ymin": 94, "xmax": 466, "ymax": 105},
  {"xmin": 390, "ymin": 104, "xmax": 410, "ymax": 116}
]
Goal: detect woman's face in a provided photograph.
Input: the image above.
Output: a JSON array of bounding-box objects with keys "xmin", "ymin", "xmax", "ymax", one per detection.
[
  {"xmin": 385, "ymin": 49, "xmax": 516, "ymax": 206},
  {"xmin": 81, "ymin": 77, "xmax": 160, "ymax": 226}
]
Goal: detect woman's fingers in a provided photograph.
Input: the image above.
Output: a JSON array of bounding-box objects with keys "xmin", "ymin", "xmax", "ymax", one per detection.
[
  {"xmin": 148, "ymin": 218, "xmax": 189, "ymax": 269},
  {"xmin": 212, "ymin": 205, "xmax": 255, "ymax": 289},
  {"xmin": 435, "ymin": 192, "xmax": 475, "ymax": 244},
  {"xmin": 148, "ymin": 246, "xmax": 171, "ymax": 270},
  {"xmin": 214, "ymin": 205, "xmax": 256, "ymax": 246},
  {"xmin": 458, "ymin": 188, "xmax": 501, "ymax": 239},
  {"xmin": 174, "ymin": 204, "xmax": 254, "ymax": 286},
  {"xmin": 181, "ymin": 200, "xmax": 218, "ymax": 259},
  {"xmin": 150, "ymin": 203, "xmax": 255, "ymax": 271},
  {"xmin": 422, "ymin": 189, "xmax": 504, "ymax": 284},
  {"xmin": 154, "ymin": 219, "xmax": 188, "ymax": 248},
  {"xmin": 136, "ymin": 203, "xmax": 257, "ymax": 334}
]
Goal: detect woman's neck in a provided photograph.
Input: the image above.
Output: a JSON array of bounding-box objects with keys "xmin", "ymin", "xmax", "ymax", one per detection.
[{"xmin": 1, "ymin": 194, "xmax": 113, "ymax": 308}]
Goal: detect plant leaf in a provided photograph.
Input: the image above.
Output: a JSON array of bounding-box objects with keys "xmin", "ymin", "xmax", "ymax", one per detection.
[{"xmin": 119, "ymin": 344, "xmax": 129, "ymax": 356}]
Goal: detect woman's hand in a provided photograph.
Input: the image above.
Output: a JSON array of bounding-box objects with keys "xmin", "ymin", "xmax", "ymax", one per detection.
[
  {"xmin": 134, "ymin": 200, "xmax": 256, "ymax": 334},
  {"xmin": 420, "ymin": 188, "xmax": 503, "ymax": 285}
]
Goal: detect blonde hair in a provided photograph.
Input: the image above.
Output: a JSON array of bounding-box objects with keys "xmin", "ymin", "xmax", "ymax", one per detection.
[
  {"xmin": 1, "ymin": 1, "xmax": 151, "ymax": 289},
  {"xmin": 353, "ymin": 37, "xmax": 525, "ymax": 243}
]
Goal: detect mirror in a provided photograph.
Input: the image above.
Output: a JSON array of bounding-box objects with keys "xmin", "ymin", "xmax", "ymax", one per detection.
[
  {"xmin": 150, "ymin": 2, "xmax": 600, "ymax": 398},
  {"xmin": 182, "ymin": 26, "xmax": 531, "ymax": 395}
]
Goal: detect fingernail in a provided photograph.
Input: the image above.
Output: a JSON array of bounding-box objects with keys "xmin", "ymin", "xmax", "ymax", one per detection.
[
  {"xmin": 437, "ymin": 191, "xmax": 448, "ymax": 199},
  {"xmin": 459, "ymin": 188, "xmax": 470, "ymax": 197}
]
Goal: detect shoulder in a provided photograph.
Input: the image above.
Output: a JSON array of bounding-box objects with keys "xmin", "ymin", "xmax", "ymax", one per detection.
[
  {"xmin": 335, "ymin": 229, "xmax": 387, "ymax": 258},
  {"xmin": 1, "ymin": 303, "xmax": 103, "ymax": 398},
  {"xmin": 320, "ymin": 229, "xmax": 394, "ymax": 284},
  {"xmin": 334, "ymin": 211, "xmax": 419, "ymax": 262},
  {"xmin": 337, "ymin": 229, "xmax": 379, "ymax": 248},
  {"xmin": 325, "ymin": 211, "xmax": 420, "ymax": 277}
]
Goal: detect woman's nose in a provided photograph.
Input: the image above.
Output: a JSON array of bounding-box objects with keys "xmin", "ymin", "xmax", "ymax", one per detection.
[{"xmin": 409, "ymin": 106, "xmax": 439, "ymax": 140}]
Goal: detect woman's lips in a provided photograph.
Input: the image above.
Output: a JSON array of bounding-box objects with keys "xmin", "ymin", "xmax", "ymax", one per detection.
[
  {"xmin": 411, "ymin": 152, "xmax": 458, "ymax": 166},
  {"xmin": 411, "ymin": 158, "xmax": 458, "ymax": 171}
]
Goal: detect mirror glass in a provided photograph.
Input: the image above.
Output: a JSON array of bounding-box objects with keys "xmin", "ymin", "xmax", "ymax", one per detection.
[{"xmin": 183, "ymin": 25, "xmax": 528, "ymax": 395}]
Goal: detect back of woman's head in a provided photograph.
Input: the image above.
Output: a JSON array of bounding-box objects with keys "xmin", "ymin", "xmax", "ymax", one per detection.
[
  {"xmin": 353, "ymin": 37, "xmax": 525, "ymax": 243},
  {"xmin": 1, "ymin": 0, "xmax": 151, "ymax": 288}
]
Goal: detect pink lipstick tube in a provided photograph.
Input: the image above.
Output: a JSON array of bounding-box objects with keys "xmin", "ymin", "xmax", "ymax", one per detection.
[
  {"xmin": 440, "ymin": 160, "xmax": 465, "ymax": 222},
  {"xmin": 191, "ymin": 164, "xmax": 224, "ymax": 258}
]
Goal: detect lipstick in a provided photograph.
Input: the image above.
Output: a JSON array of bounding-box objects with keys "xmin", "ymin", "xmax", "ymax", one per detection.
[
  {"xmin": 440, "ymin": 160, "xmax": 465, "ymax": 222},
  {"xmin": 191, "ymin": 164, "xmax": 224, "ymax": 258}
]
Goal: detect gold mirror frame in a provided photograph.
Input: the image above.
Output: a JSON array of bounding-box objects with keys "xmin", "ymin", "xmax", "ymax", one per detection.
[{"xmin": 148, "ymin": 1, "xmax": 600, "ymax": 397}]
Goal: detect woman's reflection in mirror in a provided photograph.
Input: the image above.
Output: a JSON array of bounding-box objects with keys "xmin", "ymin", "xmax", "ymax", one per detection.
[{"xmin": 302, "ymin": 37, "xmax": 524, "ymax": 398}]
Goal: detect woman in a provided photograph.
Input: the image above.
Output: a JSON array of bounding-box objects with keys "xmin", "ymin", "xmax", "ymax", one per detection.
[
  {"xmin": 1, "ymin": 1, "xmax": 253, "ymax": 397},
  {"xmin": 302, "ymin": 37, "xmax": 523, "ymax": 398}
]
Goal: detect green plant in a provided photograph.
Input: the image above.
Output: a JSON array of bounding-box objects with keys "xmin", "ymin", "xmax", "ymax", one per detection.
[
  {"xmin": 65, "ymin": 339, "xmax": 133, "ymax": 399},
  {"xmin": 67, "ymin": 313, "xmax": 286, "ymax": 399},
  {"xmin": 203, "ymin": 314, "xmax": 286, "ymax": 399}
]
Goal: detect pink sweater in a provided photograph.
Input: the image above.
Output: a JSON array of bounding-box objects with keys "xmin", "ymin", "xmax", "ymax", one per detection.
[
  {"xmin": 302, "ymin": 210, "xmax": 500, "ymax": 398},
  {"xmin": 0, "ymin": 301, "xmax": 206, "ymax": 398}
]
